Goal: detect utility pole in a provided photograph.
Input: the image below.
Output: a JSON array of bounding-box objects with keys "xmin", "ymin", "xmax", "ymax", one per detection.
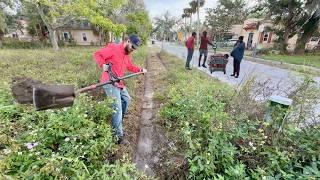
[
  {"xmin": 197, "ymin": 0, "xmax": 200, "ymax": 48},
  {"xmin": 161, "ymin": 20, "xmax": 164, "ymax": 52}
]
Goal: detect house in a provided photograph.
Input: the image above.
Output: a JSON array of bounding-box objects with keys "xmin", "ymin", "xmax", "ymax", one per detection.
[
  {"xmin": 57, "ymin": 20, "xmax": 103, "ymax": 46},
  {"xmin": 229, "ymin": 18, "xmax": 298, "ymax": 51},
  {"xmin": 4, "ymin": 18, "xmax": 35, "ymax": 41},
  {"xmin": 4, "ymin": 18, "xmax": 104, "ymax": 46}
]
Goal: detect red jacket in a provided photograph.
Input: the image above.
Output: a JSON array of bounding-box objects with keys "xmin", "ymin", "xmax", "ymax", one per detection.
[
  {"xmin": 199, "ymin": 36, "xmax": 210, "ymax": 50},
  {"xmin": 93, "ymin": 43, "xmax": 142, "ymax": 89},
  {"xmin": 186, "ymin": 36, "xmax": 195, "ymax": 49}
]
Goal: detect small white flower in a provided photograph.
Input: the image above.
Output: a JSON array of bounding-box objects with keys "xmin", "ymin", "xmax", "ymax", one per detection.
[
  {"xmin": 252, "ymin": 147, "xmax": 256, "ymax": 150},
  {"xmin": 18, "ymin": 152, "xmax": 22, "ymax": 155},
  {"xmin": 64, "ymin": 137, "xmax": 70, "ymax": 142},
  {"xmin": 3, "ymin": 149, "xmax": 11, "ymax": 155},
  {"xmin": 25, "ymin": 142, "xmax": 39, "ymax": 150},
  {"xmin": 249, "ymin": 142, "xmax": 253, "ymax": 147},
  {"xmin": 264, "ymin": 136, "xmax": 268, "ymax": 139}
]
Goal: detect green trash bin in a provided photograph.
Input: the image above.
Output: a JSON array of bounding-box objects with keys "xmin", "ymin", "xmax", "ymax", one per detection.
[{"xmin": 264, "ymin": 95, "xmax": 293, "ymax": 124}]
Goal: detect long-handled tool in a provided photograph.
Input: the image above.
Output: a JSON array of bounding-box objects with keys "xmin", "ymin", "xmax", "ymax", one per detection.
[
  {"xmin": 32, "ymin": 71, "xmax": 144, "ymax": 111},
  {"xmin": 11, "ymin": 63, "xmax": 144, "ymax": 111}
]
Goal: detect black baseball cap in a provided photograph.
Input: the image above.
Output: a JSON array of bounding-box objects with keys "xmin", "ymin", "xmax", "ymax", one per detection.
[{"xmin": 129, "ymin": 34, "xmax": 141, "ymax": 49}]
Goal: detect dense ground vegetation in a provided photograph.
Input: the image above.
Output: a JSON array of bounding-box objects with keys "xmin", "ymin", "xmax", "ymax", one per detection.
[{"xmin": 0, "ymin": 47, "xmax": 147, "ymax": 179}]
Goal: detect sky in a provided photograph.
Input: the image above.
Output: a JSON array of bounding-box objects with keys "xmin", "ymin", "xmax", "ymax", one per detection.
[{"xmin": 144, "ymin": 0, "xmax": 218, "ymax": 22}]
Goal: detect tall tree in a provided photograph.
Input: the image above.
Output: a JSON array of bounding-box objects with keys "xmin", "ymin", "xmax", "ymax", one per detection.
[
  {"xmin": 189, "ymin": 0, "xmax": 205, "ymax": 47},
  {"xmin": 0, "ymin": 0, "xmax": 15, "ymax": 39},
  {"xmin": 254, "ymin": 0, "xmax": 304, "ymax": 53},
  {"xmin": 126, "ymin": 11, "xmax": 152, "ymax": 44},
  {"xmin": 0, "ymin": 10, "xmax": 7, "ymax": 39},
  {"xmin": 22, "ymin": 0, "xmax": 126, "ymax": 51},
  {"xmin": 295, "ymin": 0, "xmax": 320, "ymax": 54},
  {"xmin": 205, "ymin": 0, "xmax": 247, "ymax": 41},
  {"xmin": 153, "ymin": 11, "xmax": 178, "ymax": 41}
]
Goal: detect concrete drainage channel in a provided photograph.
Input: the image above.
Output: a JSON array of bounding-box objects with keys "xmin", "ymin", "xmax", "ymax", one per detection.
[{"xmin": 134, "ymin": 51, "xmax": 167, "ymax": 176}]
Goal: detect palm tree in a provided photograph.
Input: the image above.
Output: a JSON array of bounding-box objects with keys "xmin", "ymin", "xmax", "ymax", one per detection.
[{"xmin": 189, "ymin": 0, "xmax": 205, "ymax": 47}]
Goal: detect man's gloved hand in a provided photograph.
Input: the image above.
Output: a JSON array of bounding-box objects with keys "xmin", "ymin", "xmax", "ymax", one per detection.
[
  {"xmin": 141, "ymin": 68, "xmax": 147, "ymax": 74},
  {"xmin": 102, "ymin": 64, "xmax": 109, "ymax": 72}
]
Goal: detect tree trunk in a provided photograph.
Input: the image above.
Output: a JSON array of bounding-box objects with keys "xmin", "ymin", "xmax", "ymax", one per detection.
[
  {"xmin": 295, "ymin": 34, "xmax": 311, "ymax": 55},
  {"xmin": 48, "ymin": 28, "xmax": 59, "ymax": 51},
  {"xmin": 281, "ymin": 31, "xmax": 290, "ymax": 53},
  {"xmin": 0, "ymin": 33, "xmax": 3, "ymax": 48},
  {"xmin": 99, "ymin": 29, "xmax": 102, "ymax": 46},
  {"xmin": 295, "ymin": 12, "xmax": 320, "ymax": 54}
]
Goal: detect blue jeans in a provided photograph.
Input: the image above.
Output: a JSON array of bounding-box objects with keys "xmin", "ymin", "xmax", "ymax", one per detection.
[
  {"xmin": 186, "ymin": 48, "xmax": 194, "ymax": 68},
  {"xmin": 103, "ymin": 84, "xmax": 131, "ymax": 138}
]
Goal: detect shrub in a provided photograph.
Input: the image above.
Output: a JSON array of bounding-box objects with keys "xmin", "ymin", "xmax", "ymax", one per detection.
[{"xmin": 0, "ymin": 38, "xmax": 50, "ymax": 49}]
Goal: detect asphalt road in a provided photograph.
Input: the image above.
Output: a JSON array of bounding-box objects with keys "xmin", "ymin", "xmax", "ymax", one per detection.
[{"xmin": 155, "ymin": 42, "xmax": 320, "ymax": 124}]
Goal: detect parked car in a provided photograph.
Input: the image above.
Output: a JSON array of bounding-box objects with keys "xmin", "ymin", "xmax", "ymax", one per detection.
[
  {"xmin": 226, "ymin": 39, "xmax": 238, "ymax": 47},
  {"xmin": 306, "ymin": 37, "xmax": 320, "ymax": 50}
]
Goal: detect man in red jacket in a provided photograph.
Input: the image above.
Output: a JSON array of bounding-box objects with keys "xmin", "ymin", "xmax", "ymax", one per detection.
[
  {"xmin": 185, "ymin": 32, "xmax": 196, "ymax": 70},
  {"xmin": 198, "ymin": 31, "xmax": 214, "ymax": 68},
  {"xmin": 93, "ymin": 34, "xmax": 147, "ymax": 145}
]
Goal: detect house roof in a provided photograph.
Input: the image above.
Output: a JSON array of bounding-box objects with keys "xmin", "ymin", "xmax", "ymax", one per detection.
[
  {"xmin": 58, "ymin": 20, "xmax": 94, "ymax": 30},
  {"xmin": 243, "ymin": 22, "xmax": 258, "ymax": 31}
]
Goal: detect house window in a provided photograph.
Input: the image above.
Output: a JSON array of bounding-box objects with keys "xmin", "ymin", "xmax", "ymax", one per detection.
[
  {"xmin": 63, "ymin": 32, "xmax": 69, "ymax": 41},
  {"xmin": 82, "ymin": 33, "xmax": 87, "ymax": 41},
  {"xmin": 83, "ymin": 22, "xmax": 89, "ymax": 27},
  {"xmin": 263, "ymin": 32, "xmax": 269, "ymax": 41}
]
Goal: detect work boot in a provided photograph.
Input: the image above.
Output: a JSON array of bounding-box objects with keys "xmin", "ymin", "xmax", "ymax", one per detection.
[{"xmin": 117, "ymin": 137, "xmax": 130, "ymax": 146}]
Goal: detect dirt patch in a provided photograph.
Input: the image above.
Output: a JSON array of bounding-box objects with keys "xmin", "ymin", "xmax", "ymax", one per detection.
[
  {"xmin": 112, "ymin": 74, "xmax": 146, "ymax": 161},
  {"xmin": 133, "ymin": 50, "xmax": 188, "ymax": 178}
]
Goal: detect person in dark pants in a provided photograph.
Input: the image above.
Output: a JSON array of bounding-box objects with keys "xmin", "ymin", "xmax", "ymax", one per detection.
[
  {"xmin": 198, "ymin": 31, "xmax": 214, "ymax": 68},
  {"xmin": 185, "ymin": 32, "xmax": 196, "ymax": 70},
  {"xmin": 230, "ymin": 36, "xmax": 245, "ymax": 78}
]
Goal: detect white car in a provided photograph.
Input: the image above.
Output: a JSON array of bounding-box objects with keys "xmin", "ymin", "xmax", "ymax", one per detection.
[
  {"xmin": 306, "ymin": 37, "xmax": 320, "ymax": 50},
  {"xmin": 227, "ymin": 39, "xmax": 238, "ymax": 46}
]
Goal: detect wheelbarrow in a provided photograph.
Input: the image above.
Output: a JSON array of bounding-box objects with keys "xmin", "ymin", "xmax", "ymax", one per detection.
[{"xmin": 208, "ymin": 54, "xmax": 228, "ymax": 74}]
